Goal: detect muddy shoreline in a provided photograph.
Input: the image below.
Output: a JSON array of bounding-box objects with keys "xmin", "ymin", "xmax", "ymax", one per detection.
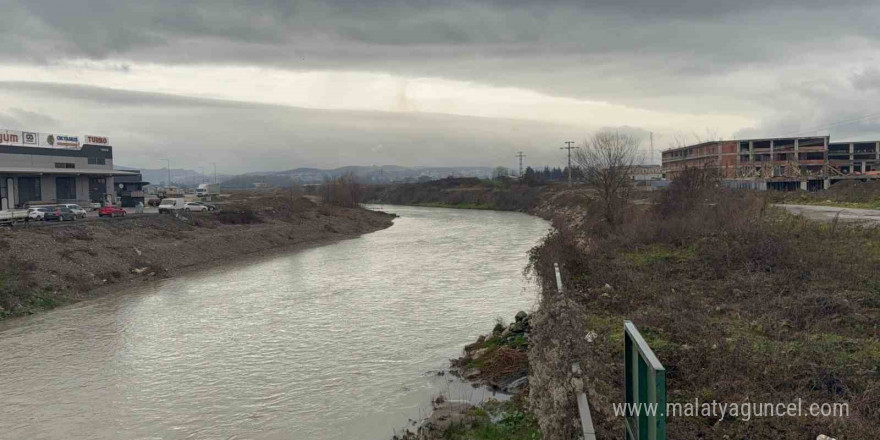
[{"xmin": 0, "ymin": 198, "xmax": 395, "ymax": 320}]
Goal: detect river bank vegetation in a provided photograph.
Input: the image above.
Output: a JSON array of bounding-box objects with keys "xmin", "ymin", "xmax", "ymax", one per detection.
[
  {"xmin": 769, "ymin": 179, "xmax": 880, "ymax": 210},
  {"xmin": 0, "ymin": 190, "xmax": 394, "ymax": 320},
  {"xmin": 527, "ymin": 168, "xmax": 879, "ymax": 439},
  {"xmin": 365, "ymin": 177, "xmax": 546, "ymax": 212},
  {"xmin": 394, "ymin": 312, "xmax": 541, "ymax": 440}
]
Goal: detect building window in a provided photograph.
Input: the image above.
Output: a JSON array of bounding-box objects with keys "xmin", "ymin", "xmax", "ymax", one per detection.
[
  {"xmin": 88, "ymin": 157, "xmax": 106, "ymax": 165},
  {"xmin": 17, "ymin": 177, "xmax": 41, "ymax": 206},
  {"xmin": 55, "ymin": 163, "xmax": 76, "ymax": 169},
  {"xmin": 56, "ymin": 176, "xmax": 77, "ymax": 201}
]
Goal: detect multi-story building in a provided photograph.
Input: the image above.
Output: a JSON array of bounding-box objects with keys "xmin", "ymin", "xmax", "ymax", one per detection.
[
  {"xmin": 0, "ymin": 129, "xmax": 137, "ymax": 209},
  {"xmin": 662, "ymin": 135, "xmax": 880, "ymax": 190}
]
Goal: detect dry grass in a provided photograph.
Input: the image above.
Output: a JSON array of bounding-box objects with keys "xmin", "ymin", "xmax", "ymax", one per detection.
[
  {"xmin": 527, "ymin": 178, "xmax": 880, "ymax": 439},
  {"xmin": 770, "ymin": 179, "xmax": 880, "ymax": 209},
  {"xmin": 365, "ymin": 177, "xmax": 545, "ymax": 211}
]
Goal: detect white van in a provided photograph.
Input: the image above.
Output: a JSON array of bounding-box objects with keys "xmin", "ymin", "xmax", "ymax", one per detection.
[{"xmin": 158, "ymin": 198, "xmax": 187, "ymax": 214}]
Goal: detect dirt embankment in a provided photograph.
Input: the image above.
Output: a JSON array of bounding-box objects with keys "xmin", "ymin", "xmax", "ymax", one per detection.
[
  {"xmin": 0, "ymin": 192, "xmax": 395, "ymax": 319},
  {"xmin": 526, "ymin": 182, "xmax": 879, "ymax": 439}
]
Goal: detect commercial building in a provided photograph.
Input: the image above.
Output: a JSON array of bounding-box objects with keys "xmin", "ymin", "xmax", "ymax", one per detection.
[
  {"xmin": 661, "ymin": 135, "xmax": 880, "ymax": 191},
  {"xmin": 114, "ymin": 171, "xmax": 150, "ymax": 207},
  {"xmin": 0, "ymin": 129, "xmax": 136, "ymax": 209}
]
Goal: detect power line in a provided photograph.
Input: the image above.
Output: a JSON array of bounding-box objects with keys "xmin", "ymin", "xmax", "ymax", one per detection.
[
  {"xmin": 784, "ymin": 111, "xmax": 880, "ymax": 138},
  {"xmin": 561, "ymin": 141, "xmax": 579, "ymax": 187}
]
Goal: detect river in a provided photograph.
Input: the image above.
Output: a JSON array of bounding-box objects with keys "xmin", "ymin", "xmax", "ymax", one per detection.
[{"xmin": 0, "ymin": 205, "xmax": 550, "ymax": 440}]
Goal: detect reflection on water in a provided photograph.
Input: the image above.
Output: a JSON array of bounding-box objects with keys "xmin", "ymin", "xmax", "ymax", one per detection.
[{"xmin": 0, "ymin": 205, "xmax": 550, "ymax": 440}]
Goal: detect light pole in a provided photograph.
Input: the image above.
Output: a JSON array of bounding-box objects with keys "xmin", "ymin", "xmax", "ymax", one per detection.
[
  {"xmin": 210, "ymin": 162, "xmax": 217, "ymax": 184},
  {"xmin": 161, "ymin": 158, "xmax": 171, "ymax": 186},
  {"xmin": 198, "ymin": 166, "xmax": 205, "ymax": 185}
]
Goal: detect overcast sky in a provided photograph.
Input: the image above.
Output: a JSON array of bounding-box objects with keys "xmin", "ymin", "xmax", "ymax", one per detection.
[{"xmin": 2, "ymin": 0, "xmax": 880, "ymax": 172}]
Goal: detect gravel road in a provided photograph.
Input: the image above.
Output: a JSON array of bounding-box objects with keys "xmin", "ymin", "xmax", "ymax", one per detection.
[{"xmin": 777, "ymin": 204, "xmax": 880, "ymax": 224}]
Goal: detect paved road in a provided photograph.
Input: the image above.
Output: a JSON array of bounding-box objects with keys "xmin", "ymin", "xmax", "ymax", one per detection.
[{"xmin": 777, "ymin": 204, "xmax": 880, "ymax": 224}]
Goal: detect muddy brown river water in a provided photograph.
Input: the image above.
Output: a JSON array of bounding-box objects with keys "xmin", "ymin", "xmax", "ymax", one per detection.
[{"xmin": 0, "ymin": 205, "xmax": 550, "ymax": 440}]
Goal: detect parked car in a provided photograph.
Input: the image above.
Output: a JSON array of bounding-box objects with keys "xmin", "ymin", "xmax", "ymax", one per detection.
[
  {"xmin": 158, "ymin": 198, "xmax": 186, "ymax": 214},
  {"xmin": 184, "ymin": 202, "xmax": 209, "ymax": 212},
  {"xmin": 98, "ymin": 206, "xmax": 127, "ymax": 217},
  {"xmin": 48, "ymin": 206, "xmax": 77, "ymax": 222},
  {"xmin": 56, "ymin": 204, "xmax": 87, "ymax": 219},
  {"xmin": 28, "ymin": 207, "xmax": 65, "ymax": 221},
  {"xmin": 191, "ymin": 201, "xmax": 218, "ymax": 211},
  {"xmin": 90, "ymin": 202, "xmax": 102, "ymax": 211},
  {"xmin": 27, "ymin": 207, "xmax": 51, "ymax": 220}
]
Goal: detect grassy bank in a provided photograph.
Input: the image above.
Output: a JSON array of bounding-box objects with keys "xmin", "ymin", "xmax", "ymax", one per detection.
[
  {"xmin": 0, "ymin": 191, "xmax": 394, "ymax": 319},
  {"xmin": 771, "ymin": 179, "xmax": 880, "ymax": 209},
  {"xmin": 526, "ymin": 179, "xmax": 879, "ymax": 439},
  {"xmin": 365, "ymin": 177, "xmax": 548, "ymax": 212}
]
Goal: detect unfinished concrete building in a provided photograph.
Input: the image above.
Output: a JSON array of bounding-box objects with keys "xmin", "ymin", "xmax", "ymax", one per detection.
[{"xmin": 661, "ymin": 136, "xmax": 880, "ymax": 190}]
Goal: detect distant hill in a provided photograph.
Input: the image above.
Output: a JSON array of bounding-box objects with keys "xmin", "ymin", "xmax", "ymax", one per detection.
[
  {"xmin": 118, "ymin": 165, "xmax": 498, "ymax": 188},
  {"xmin": 221, "ymin": 165, "xmax": 497, "ymax": 188},
  {"xmin": 115, "ymin": 167, "xmax": 223, "ymax": 187}
]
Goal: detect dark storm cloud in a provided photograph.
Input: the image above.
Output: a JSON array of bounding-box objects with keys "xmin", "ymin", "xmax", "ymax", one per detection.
[
  {"xmin": 6, "ymin": 0, "xmax": 880, "ymax": 106},
  {"xmin": 5, "ymin": 0, "xmax": 880, "ymax": 151}
]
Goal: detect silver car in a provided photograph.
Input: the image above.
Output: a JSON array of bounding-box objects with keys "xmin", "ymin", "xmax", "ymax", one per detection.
[{"xmin": 56, "ymin": 204, "xmax": 88, "ymax": 219}]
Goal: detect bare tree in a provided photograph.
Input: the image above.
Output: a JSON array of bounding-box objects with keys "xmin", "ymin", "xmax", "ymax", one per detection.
[
  {"xmin": 666, "ymin": 128, "xmax": 722, "ymax": 149},
  {"xmin": 321, "ymin": 173, "xmax": 364, "ymax": 208},
  {"xmin": 574, "ymin": 131, "xmax": 643, "ymax": 224}
]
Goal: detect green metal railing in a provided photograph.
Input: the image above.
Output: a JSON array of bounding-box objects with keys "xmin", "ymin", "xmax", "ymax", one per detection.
[{"xmin": 624, "ymin": 321, "xmax": 666, "ymax": 440}]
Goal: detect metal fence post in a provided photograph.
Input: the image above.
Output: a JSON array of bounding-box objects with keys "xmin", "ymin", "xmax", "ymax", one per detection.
[{"xmin": 624, "ymin": 321, "xmax": 666, "ymax": 440}]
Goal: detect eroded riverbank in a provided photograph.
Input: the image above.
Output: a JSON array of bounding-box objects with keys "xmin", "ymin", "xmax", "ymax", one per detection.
[{"xmin": 0, "ymin": 193, "xmax": 395, "ymax": 319}]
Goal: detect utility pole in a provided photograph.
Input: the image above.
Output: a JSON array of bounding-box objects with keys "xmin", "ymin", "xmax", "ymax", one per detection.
[
  {"xmin": 561, "ymin": 141, "xmax": 578, "ymax": 187},
  {"xmin": 649, "ymin": 132, "xmax": 654, "ymax": 165},
  {"xmin": 198, "ymin": 166, "xmax": 205, "ymax": 184},
  {"xmin": 210, "ymin": 162, "xmax": 217, "ymax": 184},
  {"xmin": 516, "ymin": 152, "xmax": 526, "ymax": 180},
  {"xmin": 161, "ymin": 158, "xmax": 171, "ymax": 186}
]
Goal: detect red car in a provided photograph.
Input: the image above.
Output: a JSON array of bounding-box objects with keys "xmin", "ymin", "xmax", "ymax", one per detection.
[{"xmin": 97, "ymin": 206, "xmax": 127, "ymax": 217}]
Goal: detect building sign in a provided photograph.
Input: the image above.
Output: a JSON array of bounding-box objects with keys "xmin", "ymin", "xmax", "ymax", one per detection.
[
  {"xmin": 0, "ymin": 128, "xmax": 108, "ymax": 150},
  {"xmin": 0, "ymin": 129, "xmax": 22, "ymax": 146},
  {"xmin": 84, "ymin": 135, "xmax": 110, "ymax": 145},
  {"xmin": 41, "ymin": 133, "xmax": 80, "ymax": 149},
  {"xmin": 22, "ymin": 132, "xmax": 38, "ymax": 145}
]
